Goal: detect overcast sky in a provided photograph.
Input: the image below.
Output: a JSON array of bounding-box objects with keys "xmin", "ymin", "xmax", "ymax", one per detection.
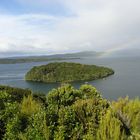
[{"xmin": 0, "ymin": 0, "xmax": 140, "ymax": 57}]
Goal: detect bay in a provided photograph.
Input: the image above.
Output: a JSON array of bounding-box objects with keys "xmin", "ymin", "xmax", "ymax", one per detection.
[{"xmin": 0, "ymin": 57, "xmax": 139, "ymax": 100}]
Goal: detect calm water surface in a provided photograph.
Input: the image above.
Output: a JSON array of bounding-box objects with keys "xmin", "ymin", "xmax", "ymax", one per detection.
[{"xmin": 0, "ymin": 57, "xmax": 139, "ymax": 100}]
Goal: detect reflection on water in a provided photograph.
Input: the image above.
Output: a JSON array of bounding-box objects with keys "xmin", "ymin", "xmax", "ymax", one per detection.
[{"xmin": 0, "ymin": 57, "xmax": 140, "ymax": 100}]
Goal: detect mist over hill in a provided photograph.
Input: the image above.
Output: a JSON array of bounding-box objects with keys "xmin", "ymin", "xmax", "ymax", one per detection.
[
  {"xmin": 0, "ymin": 49, "xmax": 139, "ymax": 64},
  {"xmin": 100, "ymin": 48, "xmax": 140, "ymax": 58},
  {"xmin": 0, "ymin": 51, "xmax": 102, "ymax": 64},
  {"xmin": 45, "ymin": 51, "xmax": 101, "ymax": 58}
]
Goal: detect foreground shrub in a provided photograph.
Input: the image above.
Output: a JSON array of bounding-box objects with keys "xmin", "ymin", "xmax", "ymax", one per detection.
[{"xmin": 0, "ymin": 85, "xmax": 140, "ymax": 140}]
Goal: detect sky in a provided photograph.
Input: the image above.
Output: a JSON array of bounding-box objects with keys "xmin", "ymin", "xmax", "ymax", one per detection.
[{"xmin": 0, "ymin": 0, "xmax": 140, "ymax": 57}]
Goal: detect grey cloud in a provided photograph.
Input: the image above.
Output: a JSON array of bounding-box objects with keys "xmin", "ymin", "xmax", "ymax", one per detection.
[{"xmin": 0, "ymin": 0, "xmax": 140, "ymax": 56}]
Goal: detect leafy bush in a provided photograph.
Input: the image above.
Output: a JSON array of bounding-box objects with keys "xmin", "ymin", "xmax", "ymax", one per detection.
[{"xmin": 0, "ymin": 84, "xmax": 139, "ymax": 140}]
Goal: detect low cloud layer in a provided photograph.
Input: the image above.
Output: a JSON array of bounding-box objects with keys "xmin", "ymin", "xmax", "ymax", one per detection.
[{"xmin": 0, "ymin": 0, "xmax": 140, "ymax": 56}]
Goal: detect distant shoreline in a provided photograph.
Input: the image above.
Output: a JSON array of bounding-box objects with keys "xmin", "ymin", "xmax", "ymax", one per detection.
[{"xmin": 0, "ymin": 57, "xmax": 80, "ymax": 64}]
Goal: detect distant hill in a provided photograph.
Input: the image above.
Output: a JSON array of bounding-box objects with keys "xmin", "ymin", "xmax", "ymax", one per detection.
[
  {"xmin": 16, "ymin": 51, "xmax": 101, "ymax": 59},
  {"xmin": 0, "ymin": 51, "xmax": 101, "ymax": 64},
  {"xmin": 47, "ymin": 51, "xmax": 102, "ymax": 58}
]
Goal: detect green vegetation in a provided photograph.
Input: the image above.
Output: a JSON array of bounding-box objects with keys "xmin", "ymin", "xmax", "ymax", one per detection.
[
  {"xmin": 0, "ymin": 84, "xmax": 139, "ymax": 140},
  {"xmin": 25, "ymin": 62, "xmax": 114, "ymax": 83}
]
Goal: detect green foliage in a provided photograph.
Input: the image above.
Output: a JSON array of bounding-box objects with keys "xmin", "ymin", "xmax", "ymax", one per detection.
[
  {"xmin": 96, "ymin": 109, "xmax": 125, "ymax": 140},
  {"xmin": 0, "ymin": 91, "xmax": 19, "ymax": 139},
  {"xmin": 1, "ymin": 93, "xmax": 49, "ymax": 140},
  {"xmin": 24, "ymin": 110, "xmax": 49, "ymax": 140},
  {"xmin": 25, "ymin": 62, "xmax": 114, "ymax": 83},
  {"xmin": 0, "ymin": 85, "xmax": 31, "ymax": 102},
  {"xmin": 112, "ymin": 97, "xmax": 140, "ymax": 139},
  {"xmin": 21, "ymin": 95, "xmax": 42, "ymax": 116},
  {"xmin": 0, "ymin": 84, "xmax": 140, "ymax": 140},
  {"xmin": 46, "ymin": 84, "xmax": 109, "ymax": 139}
]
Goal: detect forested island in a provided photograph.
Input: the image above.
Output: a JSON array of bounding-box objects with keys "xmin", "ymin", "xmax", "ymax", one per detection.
[
  {"xmin": 25, "ymin": 62, "xmax": 114, "ymax": 83},
  {"xmin": 0, "ymin": 84, "xmax": 140, "ymax": 140}
]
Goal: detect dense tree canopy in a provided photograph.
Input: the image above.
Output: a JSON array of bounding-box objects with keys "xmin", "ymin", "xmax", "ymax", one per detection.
[
  {"xmin": 0, "ymin": 84, "xmax": 139, "ymax": 140},
  {"xmin": 25, "ymin": 62, "xmax": 114, "ymax": 83}
]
